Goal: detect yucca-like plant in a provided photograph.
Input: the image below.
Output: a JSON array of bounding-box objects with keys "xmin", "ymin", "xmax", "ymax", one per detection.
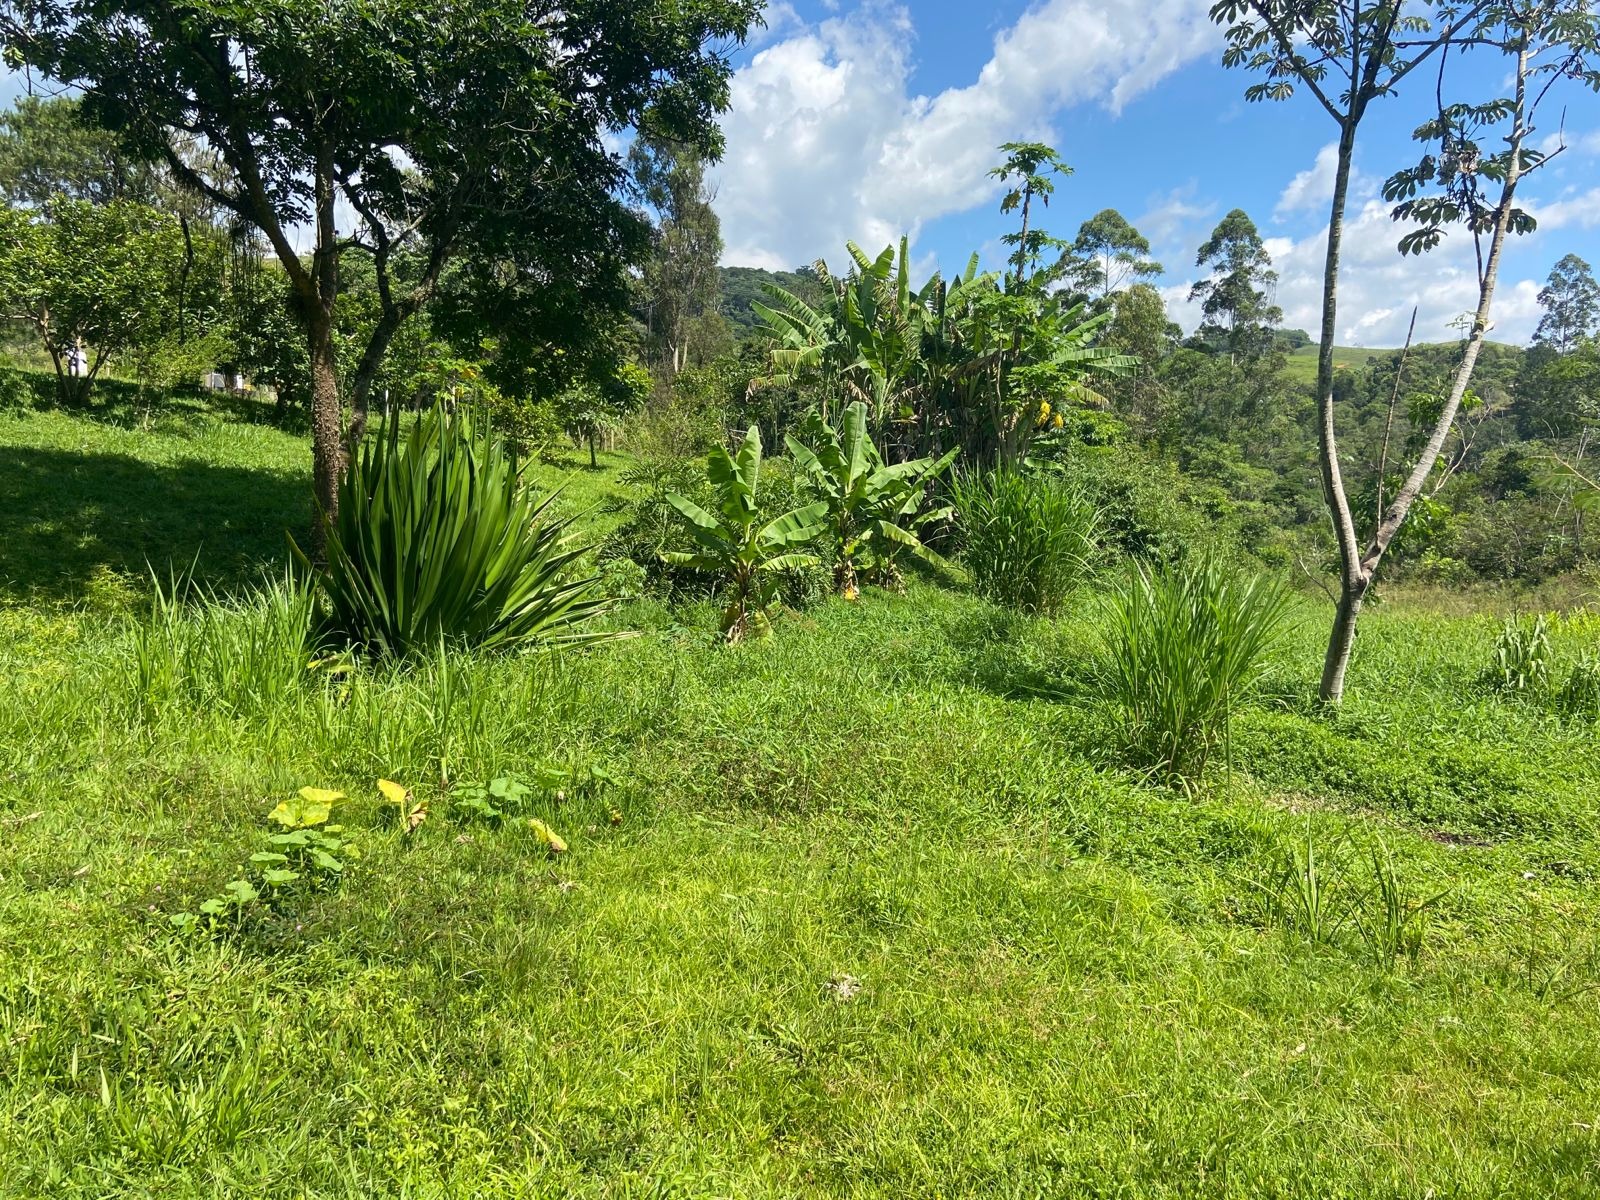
[
  {"xmin": 665, "ymin": 425, "xmax": 827, "ymax": 643},
  {"xmin": 950, "ymin": 468, "xmax": 1099, "ymax": 615},
  {"xmin": 785, "ymin": 401, "xmax": 956, "ymax": 597},
  {"xmin": 303, "ymin": 406, "xmax": 617, "ymax": 657},
  {"xmin": 1101, "ymin": 556, "xmax": 1294, "ymax": 787}
]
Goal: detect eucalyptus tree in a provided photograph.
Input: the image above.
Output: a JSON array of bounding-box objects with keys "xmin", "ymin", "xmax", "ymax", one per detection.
[
  {"xmin": 1534, "ymin": 254, "xmax": 1600, "ymax": 353},
  {"xmin": 1189, "ymin": 208, "xmax": 1282, "ymax": 363},
  {"xmin": 1061, "ymin": 209, "xmax": 1163, "ymax": 301},
  {"xmin": 1210, "ymin": 0, "xmax": 1490, "ymax": 703},
  {"xmin": 0, "ymin": 0, "xmax": 759, "ymax": 551},
  {"xmin": 630, "ymin": 132, "xmax": 725, "ymax": 376}
]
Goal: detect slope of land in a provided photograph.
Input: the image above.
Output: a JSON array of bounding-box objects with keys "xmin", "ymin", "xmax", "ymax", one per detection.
[{"xmin": 0, "ymin": 397, "xmax": 1597, "ymax": 1197}]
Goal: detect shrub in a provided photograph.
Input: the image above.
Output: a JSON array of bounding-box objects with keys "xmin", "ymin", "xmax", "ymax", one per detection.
[
  {"xmin": 0, "ymin": 364, "xmax": 31, "ymax": 414},
  {"xmin": 786, "ymin": 401, "xmax": 956, "ymax": 596},
  {"xmin": 951, "ymin": 468, "xmax": 1098, "ymax": 615},
  {"xmin": 1478, "ymin": 614, "xmax": 1553, "ymax": 697},
  {"xmin": 306, "ymin": 406, "xmax": 618, "ymax": 657},
  {"xmin": 1099, "ymin": 555, "xmax": 1294, "ymax": 787},
  {"xmin": 663, "ymin": 425, "xmax": 827, "ymax": 643}
]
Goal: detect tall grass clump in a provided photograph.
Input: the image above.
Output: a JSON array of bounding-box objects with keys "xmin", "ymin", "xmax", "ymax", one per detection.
[
  {"xmin": 951, "ymin": 468, "xmax": 1099, "ymax": 615},
  {"xmin": 1556, "ymin": 653, "xmax": 1600, "ymax": 723},
  {"xmin": 1100, "ymin": 555, "xmax": 1294, "ymax": 786},
  {"xmin": 133, "ymin": 571, "xmax": 315, "ymax": 723},
  {"xmin": 1477, "ymin": 613, "xmax": 1553, "ymax": 697},
  {"xmin": 305, "ymin": 406, "xmax": 619, "ymax": 657}
]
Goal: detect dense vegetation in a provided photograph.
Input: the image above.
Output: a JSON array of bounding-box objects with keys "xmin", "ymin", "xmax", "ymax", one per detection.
[{"xmin": 0, "ymin": 0, "xmax": 1598, "ymax": 1193}]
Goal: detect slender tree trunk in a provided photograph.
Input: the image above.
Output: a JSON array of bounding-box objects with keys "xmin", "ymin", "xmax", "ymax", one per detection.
[
  {"xmin": 304, "ymin": 137, "xmax": 344, "ymax": 559},
  {"xmin": 306, "ymin": 305, "xmax": 343, "ymax": 554},
  {"xmin": 347, "ymin": 309, "xmax": 402, "ymax": 451},
  {"xmin": 1365, "ymin": 44, "xmax": 1528, "ymax": 572},
  {"xmin": 1323, "ymin": 40, "xmax": 1532, "ymax": 702},
  {"xmin": 1316, "ymin": 120, "xmax": 1367, "ymax": 705}
]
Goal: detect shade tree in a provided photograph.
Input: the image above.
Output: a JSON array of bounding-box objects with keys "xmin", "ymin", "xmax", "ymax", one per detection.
[{"xmin": 1, "ymin": 0, "xmax": 761, "ymax": 552}]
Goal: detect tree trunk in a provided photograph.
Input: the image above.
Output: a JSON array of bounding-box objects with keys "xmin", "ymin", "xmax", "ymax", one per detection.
[
  {"xmin": 1315, "ymin": 120, "xmax": 1366, "ymax": 705},
  {"xmin": 588, "ymin": 430, "xmax": 598, "ymax": 468},
  {"xmin": 304, "ymin": 137, "xmax": 344, "ymax": 560},
  {"xmin": 347, "ymin": 309, "xmax": 403, "ymax": 451},
  {"xmin": 1364, "ymin": 44, "xmax": 1527, "ymax": 574},
  {"xmin": 306, "ymin": 305, "xmax": 344, "ymax": 558}
]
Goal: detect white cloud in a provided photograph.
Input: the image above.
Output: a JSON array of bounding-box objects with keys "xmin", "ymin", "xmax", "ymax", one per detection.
[
  {"xmin": 1274, "ymin": 142, "xmax": 1339, "ymax": 220},
  {"xmin": 1155, "ymin": 139, "xmax": 1586, "ymax": 347},
  {"xmin": 1536, "ymin": 127, "xmax": 1600, "ymax": 158},
  {"xmin": 1529, "ymin": 186, "xmax": 1600, "ymax": 234},
  {"xmin": 711, "ymin": 0, "xmax": 1219, "ymax": 270},
  {"xmin": 1137, "ymin": 184, "xmax": 1218, "ymax": 265}
]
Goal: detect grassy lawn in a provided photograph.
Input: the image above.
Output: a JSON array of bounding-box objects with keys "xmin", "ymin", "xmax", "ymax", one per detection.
[{"xmin": 2, "ymin": 401, "xmax": 1599, "ymax": 1197}]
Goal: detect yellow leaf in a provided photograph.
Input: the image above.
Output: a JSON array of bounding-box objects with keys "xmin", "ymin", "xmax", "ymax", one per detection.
[
  {"xmin": 294, "ymin": 786, "xmax": 341, "ymax": 827},
  {"xmin": 377, "ymin": 779, "xmax": 409, "ymax": 806},
  {"xmin": 527, "ymin": 818, "xmax": 568, "ymax": 854}
]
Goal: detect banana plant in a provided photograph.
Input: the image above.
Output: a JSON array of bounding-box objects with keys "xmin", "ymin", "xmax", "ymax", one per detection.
[
  {"xmin": 786, "ymin": 401, "xmax": 958, "ymax": 597},
  {"xmin": 665, "ymin": 426, "xmax": 828, "ymax": 643}
]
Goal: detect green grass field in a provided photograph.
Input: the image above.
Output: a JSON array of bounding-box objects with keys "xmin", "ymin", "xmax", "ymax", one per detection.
[
  {"xmin": 1279, "ymin": 341, "xmax": 1523, "ymax": 385},
  {"xmin": 2, "ymin": 397, "xmax": 1599, "ymax": 1197}
]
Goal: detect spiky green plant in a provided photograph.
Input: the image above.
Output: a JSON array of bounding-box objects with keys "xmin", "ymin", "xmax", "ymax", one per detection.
[
  {"xmin": 786, "ymin": 401, "xmax": 957, "ymax": 597},
  {"xmin": 950, "ymin": 468, "xmax": 1099, "ymax": 615},
  {"xmin": 1478, "ymin": 614, "xmax": 1553, "ymax": 697},
  {"xmin": 302, "ymin": 406, "xmax": 617, "ymax": 658},
  {"xmin": 1100, "ymin": 555, "xmax": 1294, "ymax": 787},
  {"xmin": 665, "ymin": 425, "xmax": 828, "ymax": 643}
]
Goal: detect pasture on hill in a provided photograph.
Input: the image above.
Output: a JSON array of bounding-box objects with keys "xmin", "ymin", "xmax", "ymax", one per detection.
[{"xmin": 2, "ymin": 395, "xmax": 1598, "ymax": 1198}]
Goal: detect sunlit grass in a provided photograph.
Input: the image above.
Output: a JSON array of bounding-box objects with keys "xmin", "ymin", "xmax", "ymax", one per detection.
[{"xmin": 0, "ymin": 398, "xmax": 1598, "ymax": 1196}]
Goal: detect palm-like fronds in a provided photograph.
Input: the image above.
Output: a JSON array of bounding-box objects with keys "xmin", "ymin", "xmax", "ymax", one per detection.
[
  {"xmin": 786, "ymin": 400, "xmax": 957, "ymax": 595},
  {"xmin": 665, "ymin": 425, "xmax": 827, "ymax": 642}
]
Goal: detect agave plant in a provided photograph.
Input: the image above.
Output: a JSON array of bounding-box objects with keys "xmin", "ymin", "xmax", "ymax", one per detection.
[
  {"xmin": 303, "ymin": 406, "xmax": 617, "ymax": 657},
  {"xmin": 665, "ymin": 426, "xmax": 827, "ymax": 643},
  {"xmin": 785, "ymin": 400, "xmax": 956, "ymax": 597}
]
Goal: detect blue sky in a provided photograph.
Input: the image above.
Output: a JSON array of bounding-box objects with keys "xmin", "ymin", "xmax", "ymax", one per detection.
[{"xmin": 711, "ymin": 0, "xmax": 1600, "ymax": 345}]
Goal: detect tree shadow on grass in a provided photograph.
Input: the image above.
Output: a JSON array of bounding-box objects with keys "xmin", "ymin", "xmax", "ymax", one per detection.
[{"xmin": 0, "ymin": 445, "xmax": 310, "ymax": 604}]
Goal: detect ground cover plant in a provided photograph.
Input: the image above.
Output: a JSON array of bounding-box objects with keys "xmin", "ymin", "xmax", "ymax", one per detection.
[{"xmin": 2, "ymin": 395, "xmax": 1600, "ymax": 1197}]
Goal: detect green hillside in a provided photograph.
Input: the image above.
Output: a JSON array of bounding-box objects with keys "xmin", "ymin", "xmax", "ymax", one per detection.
[{"xmin": 1282, "ymin": 340, "xmax": 1522, "ymax": 384}]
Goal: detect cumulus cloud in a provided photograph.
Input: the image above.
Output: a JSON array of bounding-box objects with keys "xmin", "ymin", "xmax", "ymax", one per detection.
[
  {"xmin": 711, "ymin": 0, "xmax": 1219, "ymax": 270},
  {"xmin": 1161, "ymin": 142, "xmax": 1577, "ymax": 347},
  {"xmin": 1274, "ymin": 142, "xmax": 1339, "ymax": 220}
]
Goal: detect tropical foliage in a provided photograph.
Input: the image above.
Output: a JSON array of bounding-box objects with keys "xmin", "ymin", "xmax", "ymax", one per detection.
[
  {"xmin": 752, "ymin": 236, "xmax": 1136, "ymax": 465},
  {"xmin": 664, "ymin": 425, "xmax": 828, "ymax": 642},
  {"xmin": 786, "ymin": 400, "xmax": 956, "ymax": 596}
]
